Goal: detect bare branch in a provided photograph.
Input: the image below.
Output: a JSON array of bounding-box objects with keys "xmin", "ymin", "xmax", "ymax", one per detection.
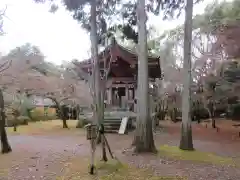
[
  {"xmin": 59, "ymin": 96, "xmax": 72, "ymax": 103},
  {"xmin": 0, "ymin": 60, "xmax": 12, "ymax": 73},
  {"xmin": 0, "ymin": 5, "xmax": 8, "ymax": 35},
  {"xmin": 0, "ymin": 5, "xmax": 7, "ymax": 16}
]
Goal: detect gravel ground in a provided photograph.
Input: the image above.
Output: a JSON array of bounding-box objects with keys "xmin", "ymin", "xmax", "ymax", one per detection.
[{"xmin": 1, "ymin": 123, "xmax": 240, "ymax": 180}]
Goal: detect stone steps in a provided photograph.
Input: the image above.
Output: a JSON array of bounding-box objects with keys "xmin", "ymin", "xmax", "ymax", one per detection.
[
  {"xmin": 103, "ymin": 117, "xmax": 135, "ymax": 133},
  {"xmin": 103, "ymin": 117, "xmax": 122, "ymax": 133}
]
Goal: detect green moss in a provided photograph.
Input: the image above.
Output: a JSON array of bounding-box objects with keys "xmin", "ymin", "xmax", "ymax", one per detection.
[
  {"xmin": 159, "ymin": 145, "xmax": 236, "ymax": 166},
  {"xmin": 97, "ymin": 159, "xmax": 126, "ymax": 171},
  {"xmin": 97, "ymin": 160, "xmax": 185, "ymax": 180},
  {"xmin": 76, "ymin": 119, "xmax": 89, "ymax": 128},
  {"xmin": 148, "ymin": 177, "xmax": 187, "ymax": 180},
  {"xmin": 38, "ymin": 157, "xmax": 187, "ymax": 180},
  {"xmin": 0, "ymin": 168, "xmax": 9, "ymax": 177}
]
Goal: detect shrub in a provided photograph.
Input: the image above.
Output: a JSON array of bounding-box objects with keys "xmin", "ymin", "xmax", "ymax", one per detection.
[
  {"xmin": 230, "ymin": 103, "xmax": 240, "ymax": 120},
  {"xmin": 76, "ymin": 118, "xmax": 89, "ymax": 128},
  {"xmin": 6, "ymin": 116, "xmax": 29, "ymax": 127},
  {"xmin": 30, "ymin": 108, "xmax": 57, "ymax": 121},
  {"xmin": 156, "ymin": 109, "xmax": 166, "ymax": 121},
  {"xmin": 30, "ymin": 109, "xmax": 42, "ymax": 121},
  {"xmin": 46, "ymin": 115, "xmax": 57, "ymax": 120},
  {"xmin": 17, "ymin": 116, "xmax": 30, "ymax": 125},
  {"xmin": 169, "ymin": 108, "xmax": 181, "ymax": 122},
  {"xmin": 6, "ymin": 119, "xmax": 16, "ymax": 127}
]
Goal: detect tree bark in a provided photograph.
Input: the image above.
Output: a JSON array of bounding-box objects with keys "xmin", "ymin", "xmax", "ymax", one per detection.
[
  {"xmin": 51, "ymin": 98, "xmax": 69, "ymax": 129},
  {"xmin": 90, "ymin": 0, "xmax": 103, "ymax": 126},
  {"xmin": 211, "ymin": 104, "xmax": 216, "ymax": 128},
  {"xmin": 133, "ymin": 0, "xmax": 156, "ymax": 153},
  {"xmin": 13, "ymin": 124, "xmax": 17, "ymax": 132},
  {"xmin": 179, "ymin": 123, "xmax": 193, "ymax": 150},
  {"xmin": 179, "ymin": 0, "xmax": 194, "ymax": 151},
  {"xmin": 207, "ymin": 104, "xmax": 216, "ymax": 128},
  {"xmin": 212, "ymin": 118, "xmax": 216, "ymax": 128},
  {"xmin": 0, "ymin": 89, "xmax": 12, "ymax": 154},
  {"xmin": 76, "ymin": 105, "xmax": 80, "ymax": 120},
  {"xmin": 101, "ymin": 133, "xmax": 107, "ymax": 161},
  {"xmin": 62, "ymin": 117, "xmax": 68, "ymax": 128},
  {"xmin": 90, "ymin": 0, "xmax": 105, "ymax": 151},
  {"xmin": 59, "ymin": 106, "xmax": 68, "ymax": 128}
]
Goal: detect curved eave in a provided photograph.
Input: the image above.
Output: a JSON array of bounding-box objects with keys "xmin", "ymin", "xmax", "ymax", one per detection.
[{"xmin": 74, "ymin": 41, "xmax": 161, "ymax": 79}]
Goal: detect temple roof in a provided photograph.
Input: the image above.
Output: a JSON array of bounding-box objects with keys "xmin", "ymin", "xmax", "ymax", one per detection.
[{"xmin": 74, "ymin": 38, "xmax": 161, "ymax": 79}]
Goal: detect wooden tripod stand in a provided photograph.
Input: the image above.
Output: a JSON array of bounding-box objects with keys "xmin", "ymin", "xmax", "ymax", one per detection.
[{"xmin": 86, "ymin": 124, "xmax": 115, "ymax": 175}]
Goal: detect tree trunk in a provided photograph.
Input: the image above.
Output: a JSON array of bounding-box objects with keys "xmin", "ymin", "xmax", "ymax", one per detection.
[
  {"xmin": 49, "ymin": 97, "xmax": 69, "ymax": 128},
  {"xmin": 133, "ymin": 0, "xmax": 156, "ymax": 153},
  {"xmin": 89, "ymin": 0, "xmax": 108, "ymax": 157},
  {"xmin": 60, "ymin": 106, "xmax": 68, "ymax": 128},
  {"xmin": 207, "ymin": 106, "xmax": 216, "ymax": 128},
  {"xmin": 179, "ymin": 123, "xmax": 193, "ymax": 150},
  {"xmin": 90, "ymin": 0, "xmax": 102, "ymax": 125},
  {"xmin": 0, "ymin": 89, "xmax": 12, "ymax": 154},
  {"xmin": 179, "ymin": 0, "xmax": 194, "ymax": 151},
  {"xmin": 101, "ymin": 133, "xmax": 107, "ymax": 161},
  {"xmin": 62, "ymin": 117, "xmax": 68, "ymax": 128},
  {"xmin": 13, "ymin": 124, "xmax": 17, "ymax": 132},
  {"xmin": 90, "ymin": 0, "xmax": 105, "ymax": 150},
  {"xmin": 57, "ymin": 106, "xmax": 66, "ymax": 128},
  {"xmin": 76, "ymin": 105, "xmax": 80, "ymax": 120},
  {"xmin": 197, "ymin": 114, "xmax": 201, "ymax": 124},
  {"xmin": 212, "ymin": 118, "xmax": 216, "ymax": 128},
  {"xmin": 211, "ymin": 104, "xmax": 216, "ymax": 128}
]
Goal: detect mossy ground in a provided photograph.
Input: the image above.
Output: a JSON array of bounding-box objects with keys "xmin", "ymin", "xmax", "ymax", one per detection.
[
  {"xmin": 159, "ymin": 145, "xmax": 237, "ymax": 166},
  {"xmin": 2, "ymin": 121, "xmax": 239, "ymax": 179},
  {"xmin": 6, "ymin": 120, "xmax": 84, "ymax": 135},
  {"xmin": 56, "ymin": 158, "xmax": 187, "ymax": 180},
  {"xmin": 0, "ymin": 151, "xmax": 30, "ymax": 177}
]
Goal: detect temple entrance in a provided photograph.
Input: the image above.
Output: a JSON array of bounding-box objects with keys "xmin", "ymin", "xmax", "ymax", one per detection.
[
  {"xmin": 74, "ymin": 38, "xmax": 161, "ymax": 112},
  {"xmin": 109, "ymin": 87, "xmax": 135, "ymax": 109}
]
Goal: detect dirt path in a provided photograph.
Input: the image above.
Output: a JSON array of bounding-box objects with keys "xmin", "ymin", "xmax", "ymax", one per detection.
[
  {"xmin": 1, "ymin": 126, "xmax": 240, "ymax": 180},
  {"xmin": 1, "ymin": 135, "xmax": 90, "ymax": 180},
  {"xmin": 108, "ymin": 132, "xmax": 240, "ymax": 180}
]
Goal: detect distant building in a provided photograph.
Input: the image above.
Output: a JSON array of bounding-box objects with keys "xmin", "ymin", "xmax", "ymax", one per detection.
[{"xmin": 31, "ymin": 95, "xmax": 55, "ymax": 107}]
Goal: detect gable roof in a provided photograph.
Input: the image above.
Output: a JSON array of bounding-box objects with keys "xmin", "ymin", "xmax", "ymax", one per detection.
[{"xmin": 74, "ymin": 38, "xmax": 161, "ymax": 79}]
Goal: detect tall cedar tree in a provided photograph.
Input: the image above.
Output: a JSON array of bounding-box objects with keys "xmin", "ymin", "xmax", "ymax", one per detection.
[
  {"xmin": 179, "ymin": 0, "xmax": 194, "ymax": 150},
  {"xmin": 34, "ymin": 0, "xmax": 199, "ymax": 152}
]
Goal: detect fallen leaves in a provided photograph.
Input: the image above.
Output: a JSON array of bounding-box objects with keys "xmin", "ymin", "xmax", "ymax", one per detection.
[
  {"xmin": 6, "ymin": 120, "xmax": 85, "ymax": 136},
  {"xmin": 159, "ymin": 145, "xmax": 237, "ymax": 166}
]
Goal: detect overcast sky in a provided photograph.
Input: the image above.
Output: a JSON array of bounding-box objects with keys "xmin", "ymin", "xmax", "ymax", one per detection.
[{"xmin": 0, "ymin": 0, "xmax": 228, "ymax": 65}]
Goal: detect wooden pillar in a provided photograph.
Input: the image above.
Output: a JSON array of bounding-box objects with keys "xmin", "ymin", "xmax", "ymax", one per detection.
[
  {"xmin": 132, "ymin": 88, "xmax": 135, "ymax": 100},
  {"xmin": 134, "ymin": 88, "xmax": 138, "ymax": 112},
  {"xmin": 108, "ymin": 88, "xmax": 112, "ymax": 105},
  {"xmin": 125, "ymin": 86, "xmax": 129, "ymax": 101},
  {"xmin": 125, "ymin": 86, "xmax": 129, "ymax": 109}
]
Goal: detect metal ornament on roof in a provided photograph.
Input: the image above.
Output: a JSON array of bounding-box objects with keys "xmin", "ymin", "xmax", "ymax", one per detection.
[{"xmin": 129, "ymin": 84, "xmax": 134, "ymax": 88}]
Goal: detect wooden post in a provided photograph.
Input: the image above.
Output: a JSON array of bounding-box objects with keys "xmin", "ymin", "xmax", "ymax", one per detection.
[
  {"xmin": 129, "ymin": 88, "xmax": 133, "ymax": 100},
  {"xmin": 85, "ymin": 124, "xmax": 97, "ymax": 175},
  {"xmin": 125, "ymin": 87, "xmax": 129, "ymax": 101},
  {"xmin": 125, "ymin": 87, "xmax": 129, "ymax": 109},
  {"xmin": 108, "ymin": 88, "xmax": 112, "ymax": 105},
  {"xmin": 90, "ymin": 138, "xmax": 95, "ymax": 174}
]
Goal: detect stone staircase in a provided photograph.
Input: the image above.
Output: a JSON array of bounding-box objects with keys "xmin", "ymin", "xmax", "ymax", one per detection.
[
  {"xmin": 81, "ymin": 111, "xmax": 136, "ymax": 133},
  {"xmin": 104, "ymin": 116, "xmax": 123, "ymax": 133},
  {"xmin": 103, "ymin": 111, "xmax": 137, "ymax": 133}
]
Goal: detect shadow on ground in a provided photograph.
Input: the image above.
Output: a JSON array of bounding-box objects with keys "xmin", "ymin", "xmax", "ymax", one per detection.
[{"xmin": 0, "ymin": 120, "xmax": 240, "ymax": 180}]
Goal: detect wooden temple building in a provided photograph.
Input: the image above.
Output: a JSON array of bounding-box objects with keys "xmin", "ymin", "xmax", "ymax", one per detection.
[{"xmin": 74, "ymin": 38, "xmax": 161, "ymax": 111}]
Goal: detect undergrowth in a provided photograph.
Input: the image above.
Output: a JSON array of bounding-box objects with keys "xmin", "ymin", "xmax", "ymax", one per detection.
[{"xmin": 159, "ymin": 145, "xmax": 237, "ymax": 166}]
